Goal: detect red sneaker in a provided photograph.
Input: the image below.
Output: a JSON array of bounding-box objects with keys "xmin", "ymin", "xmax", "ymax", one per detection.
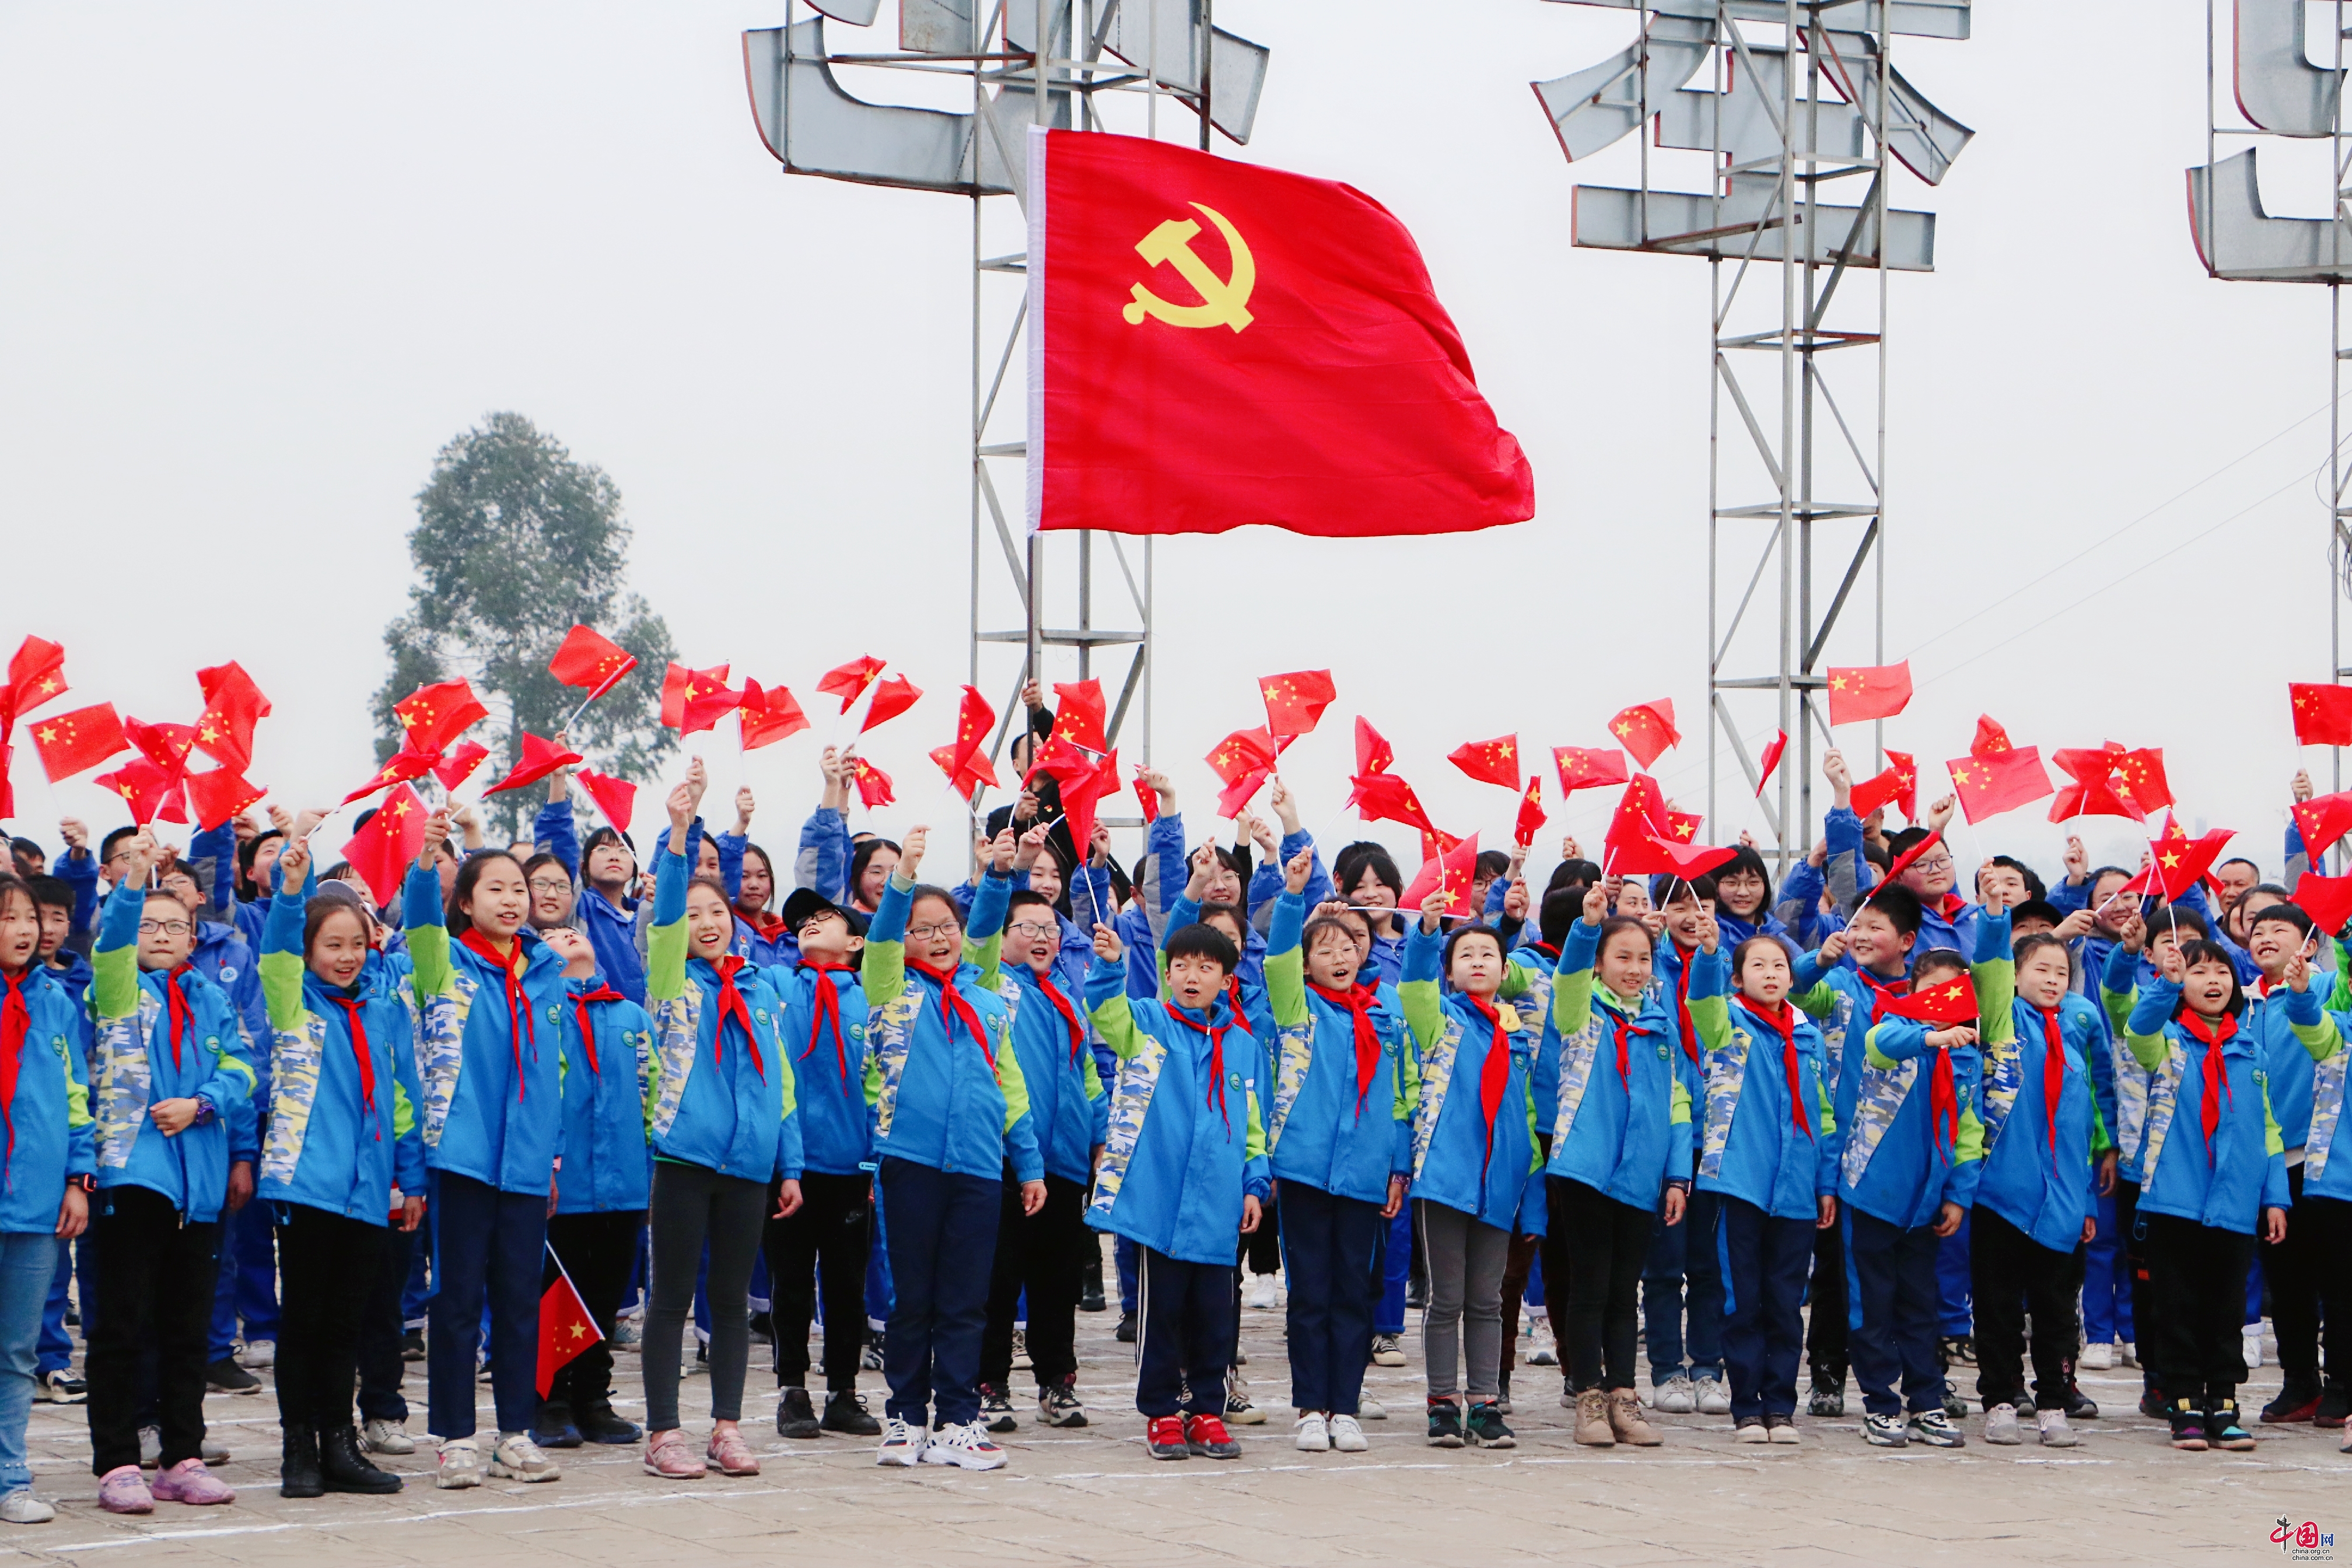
[
  {"xmin": 1184, "ymin": 1413, "xmax": 1241, "ymax": 1460},
  {"xmin": 1145, "ymin": 1415, "xmax": 1189, "ymax": 1461}
]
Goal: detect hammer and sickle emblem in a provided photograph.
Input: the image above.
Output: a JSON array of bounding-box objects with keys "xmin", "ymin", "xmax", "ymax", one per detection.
[{"xmin": 1121, "ymin": 202, "xmax": 1255, "ymax": 332}]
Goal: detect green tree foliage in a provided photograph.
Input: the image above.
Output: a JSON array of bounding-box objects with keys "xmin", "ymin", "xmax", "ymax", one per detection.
[{"xmin": 374, "ymin": 412, "xmax": 676, "ymax": 836}]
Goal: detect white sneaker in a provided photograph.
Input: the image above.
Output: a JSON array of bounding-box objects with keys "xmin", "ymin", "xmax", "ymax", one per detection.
[
  {"xmin": 877, "ymin": 1418, "xmax": 926, "ymax": 1466},
  {"xmin": 1527, "ymin": 1325, "xmax": 1559, "ymax": 1367},
  {"xmin": 1245, "ymin": 1275, "xmax": 1279, "ymax": 1310},
  {"xmin": 1294, "ymin": 1413, "xmax": 1330, "ymax": 1452},
  {"xmin": 0, "ymin": 1490, "xmax": 54, "ymax": 1525},
  {"xmin": 2118, "ymin": 1340, "xmax": 2138, "ymax": 1369},
  {"xmin": 1329, "ymin": 1414, "xmax": 1368, "ymax": 1452},
  {"xmin": 435, "ymin": 1438, "xmax": 484, "ymax": 1489},
  {"xmin": 1983, "ymin": 1403, "xmax": 2022, "ymax": 1446},
  {"xmin": 2244, "ymin": 1330, "xmax": 2265, "ymax": 1370},
  {"xmin": 363, "ymin": 1418, "xmax": 415, "ymax": 1455},
  {"xmin": 137, "ymin": 1426, "xmax": 160, "ymax": 1469},
  {"xmin": 1357, "ymin": 1398, "xmax": 1387, "ymax": 1420},
  {"xmin": 2078, "ymin": 1342, "xmax": 2114, "ymax": 1371},
  {"xmin": 235, "ymin": 1339, "xmax": 275, "ymax": 1370},
  {"xmin": 919, "ymin": 1420, "xmax": 1007, "ymax": 1471},
  {"xmin": 1696, "ymin": 1377, "xmax": 1732, "ymax": 1416},
  {"xmin": 1650, "ymin": 1373, "xmax": 1697, "ymax": 1414},
  {"xmin": 2037, "ymin": 1408, "xmax": 2078, "ymax": 1447},
  {"xmin": 488, "ymin": 1430, "xmax": 561, "ymax": 1482}
]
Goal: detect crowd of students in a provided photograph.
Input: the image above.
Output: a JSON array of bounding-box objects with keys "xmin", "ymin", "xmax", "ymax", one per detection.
[{"xmin": 0, "ymin": 688, "xmax": 2342, "ymax": 1522}]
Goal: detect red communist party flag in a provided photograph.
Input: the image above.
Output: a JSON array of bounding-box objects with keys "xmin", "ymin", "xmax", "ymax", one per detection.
[
  {"xmin": 2292, "ymin": 682, "xmax": 2352, "ymax": 747},
  {"xmin": 483, "ymin": 733, "xmax": 583, "ymax": 798},
  {"xmin": 1881, "ymin": 972, "xmax": 1978, "ymax": 1026},
  {"xmin": 194, "ymin": 662, "xmax": 272, "ymax": 771},
  {"xmin": 1051, "ymin": 679, "xmax": 1108, "ymax": 752},
  {"xmin": 433, "ymin": 740, "xmax": 491, "ymax": 792},
  {"xmin": 576, "ymin": 769, "xmax": 636, "ymax": 833},
  {"xmin": 184, "ymin": 767, "xmax": 265, "ymax": 832},
  {"xmin": 1608, "ymin": 701, "xmax": 1679, "ymax": 769},
  {"xmin": 391, "ymin": 679, "xmax": 484, "ymax": 760},
  {"xmin": 1028, "ymin": 129, "xmax": 1532, "ymax": 538},
  {"xmin": 1355, "ymin": 717, "xmax": 1395, "ymax": 778},
  {"xmin": 817, "ymin": 656, "xmax": 887, "ymax": 715},
  {"xmin": 1850, "ymin": 749, "xmax": 1918, "ymax": 820},
  {"xmin": 1513, "ymin": 776, "xmax": 1546, "ymax": 849},
  {"xmin": 1402, "ymin": 832, "xmax": 1482, "ymax": 918},
  {"xmin": 1553, "ymin": 746, "xmax": 1629, "ymax": 794},
  {"xmin": 343, "ymin": 784, "xmax": 429, "ymax": 907},
  {"xmin": 30, "ymin": 703, "xmax": 127, "ymax": 782},
  {"xmin": 1825, "ymin": 663, "xmax": 1913, "ymax": 727},
  {"xmin": 1755, "ymin": 731, "xmax": 1788, "ymax": 798},
  {"xmin": 537, "ymin": 1265, "xmax": 603, "ymax": 1399},
  {"xmin": 851, "ymin": 756, "xmax": 895, "ymax": 810},
  {"xmin": 859, "ymin": 675, "xmax": 922, "ymax": 734},
  {"xmin": 739, "ymin": 681, "xmax": 811, "ymax": 751},
  {"xmin": 1448, "ymin": 736, "xmax": 1521, "ymax": 790},
  {"xmin": 548, "ymin": 625, "xmax": 638, "ymax": 698},
  {"xmin": 1261, "ymin": 671, "xmax": 1338, "ymax": 739}
]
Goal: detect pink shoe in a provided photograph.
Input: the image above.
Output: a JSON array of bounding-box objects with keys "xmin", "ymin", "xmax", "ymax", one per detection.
[
  {"xmin": 97, "ymin": 1465, "xmax": 153, "ymax": 1515},
  {"xmin": 150, "ymin": 1459, "xmax": 236, "ymax": 1506},
  {"xmin": 706, "ymin": 1429, "xmax": 761, "ymax": 1476},
  {"xmin": 642, "ymin": 1431, "xmax": 706, "ymax": 1479}
]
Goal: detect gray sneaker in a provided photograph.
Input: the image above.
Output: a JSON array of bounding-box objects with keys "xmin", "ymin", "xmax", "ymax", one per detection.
[
  {"xmin": 1907, "ymin": 1408, "xmax": 1966, "ymax": 1448},
  {"xmin": 1982, "ymin": 1402, "xmax": 2023, "ymax": 1446},
  {"xmin": 0, "ymin": 1490, "xmax": 53, "ymax": 1524},
  {"xmin": 363, "ymin": 1418, "xmax": 415, "ymax": 1455},
  {"xmin": 1650, "ymin": 1373, "xmax": 1697, "ymax": 1414},
  {"xmin": 2036, "ymin": 1408, "xmax": 2079, "ymax": 1448},
  {"xmin": 1695, "ymin": 1376, "xmax": 1732, "ymax": 1416},
  {"xmin": 487, "ymin": 1430, "xmax": 560, "ymax": 1482}
]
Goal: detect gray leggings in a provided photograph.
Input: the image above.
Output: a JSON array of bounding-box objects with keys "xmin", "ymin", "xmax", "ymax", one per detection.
[
  {"xmin": 1417, "ymin": 1199, "xmax": 1511, "ymax": 1400},
  {"xmin": 644, "ymin": 1160, "xmax": 768, "ymax": 1432}
]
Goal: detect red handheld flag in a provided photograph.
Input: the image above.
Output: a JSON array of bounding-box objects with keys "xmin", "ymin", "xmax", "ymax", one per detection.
[
  {"xmin": 94, "ymin": 758, "xmax": 184, "ymax": 827},
  {"xmin": 341, "ymin": 746, "xmax": 439, "ymax": 806},
  {"xmin": 1026, "ymin": 732, "xmax": 1096, "ymax": 793},
  {"xmin": 1030, "ymin": 130, "xmax": 1534, "ymax": 539},
  {"xmin": 1825, "ymin": 663, "xmax": 1913, "ymax": 726},
  {"xmin": 1402, "ymin": 832, "xmax": 1482, "ymax": 918},
  {"xmin": 1850, "ymin": 750, "xmax": 1919, "ymax": 821},
  {"xmin": 29, "ymin": 703, "xmax": 127, "ymax": 782},
  {"xmin": 1968, "ymin": 715, "xmax": 2014, "ymax": 756},
  {"xmin": 930, "ymin": 744, "xmax": 1001, "ymax": 800},
  {"xmin": 1447, "ymin": 736, "xmax": 1521, "ymax": 790},
  {"xmin": 536, "ymin": 1267, "xmax": 603, "ymax": 1399},
  {"xmin": 817, "ymin": 656, "xmax": 886, "ymax": 714},
  {"xmin": 2292, "ymin": 682, "xmax": 2352, "ymax": 747},
  {"xmin": 1260, "ymin": 671, "xmax": 1338, "ymax": 738},
  {"xmin": 739, "ymin": 681, "xmax": 811, "ymax": 751},
  {"xmin": 1348, "ymin": 772, "xmax": 1436, "ymax": 836},
  {"xmin": 850, "ymin": 756, "xmax": 895, "ymax": 810},
  {"xmin": 1879, "ymin": 973, "xmax": 1978, "ymax": 1026},
  {"xmin": 1553, "ymin": 746, "xmax": 1630, "ymax": 794},
  {"xmin": 1607, "ymin": 701, "xmax": 1680, "ymax": 769},
  {"xmin": 2, "ymin": 637, "xmax": 68, "ymax": 725},
  {"xmin": 124, "ymin": 718, "xmax": 197, "ymax": 775},
  {"xmin": 1216, "ymin": 766, "xmax": 1272, "ymax": 819},
  {"xmin": 1206, "ymin": 727, "xmax": 1279, "ymax": 787},
  {"xmin": 2294, "ymin": 790, "xmax": 2352, "ymax": 864},
  {"xmin": 184, "ymin": 766, "xmax": 265, "ymax": 832},
  {"xmin": 482, "ymin": 733, "xmax": 582, "ymax": 798},
  {"xmin": 576, "ymin": 769, "xmax": 636, "ymax": 834},
  {"xmin": 2119, "ymin": 827, "xmax": 2235, "ymax": 903},
  {"xmin": 432, "ymin": 740, "xmax": 491, "ymax": 792},
  {"xmin": 1059, "ymin": 748, "xmax": 1120, "ymax": 856},
  {"xmin": 1513, "ymin": 776, "xmax": 1546, "ymax": 849},
  {"xmin": 2292, "ymin": 870, "xmax": 2352, "ymax": 939},
  {"xmin": 1602, "ymin": 775, "xmax": 1671, "ymax": 872},
  {"xmin": 194, "ymin": 663, "xmax": 272, "ymax": 771},
  {"xmin": 660, "ymin": 664, "xmax": 738, "ymax": 736},
  {"xmin": 1644, "ymin": 835, "xmax": 1738, "ymax": 881},
  {"xmin": 2050, "ymin": 745, "xmax": 2147, "ymax": 825},
  {"xmin": 548, "ymin": 625, "xmax": 638, "ymax": 698},
  {"xmin": 859, "ymin": 676, "xmax": 922, "ymax": 734},
  {"xmin": 1945, "ymin": 746, "xmax": 2052, "ymax": 824},
  {"xmin": 948, "ymin": 687, "xmax": 996, "ymax": 782},
  {"xmin": 1754, "ymin": 731, "xmax": 1788, "ymax": 798},
  {"xmin": 1133, "ymin": 765, "xmax": 1161, "ymax": 824},
  {"xmin": 2110, "ymin": 747, "xmax": 2173, "ymax": 816},
  {"xmin": 391, "ymin": 679, "xmax": 485, "ymax": 760},
  {"xmin": 1050, "ymin": 680, "xmax": 1108, "ymax": 752},
  {"xmin": 342, "ymin": 785, "xmax": 429, "ymax": 907},
  {"xmin": 1355, "ymin": 716, "xmax": 1395, "ymax": 778}
]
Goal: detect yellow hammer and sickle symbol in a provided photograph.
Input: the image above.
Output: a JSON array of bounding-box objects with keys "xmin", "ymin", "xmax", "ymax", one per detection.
[{"xmin": 1121, "ymin": 202, "xmax": 1255, "ymax": 333}]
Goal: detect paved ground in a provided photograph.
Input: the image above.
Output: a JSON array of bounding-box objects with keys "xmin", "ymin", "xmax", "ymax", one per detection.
[{"xmin": 10, "ymin": 1264, "xmax": 2348, "ymax": 1566}]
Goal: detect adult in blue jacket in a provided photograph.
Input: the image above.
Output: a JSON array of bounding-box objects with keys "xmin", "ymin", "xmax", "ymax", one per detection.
[{"xmin": 255, "ymin": 834, "xmax": 424, "ymax": 1497}]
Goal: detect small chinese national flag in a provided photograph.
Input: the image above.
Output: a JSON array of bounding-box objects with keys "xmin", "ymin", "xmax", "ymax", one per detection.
[
  {"xmin": 391, "ymin": 678, "xmax": 485, "ymax": 759},
  {"xmin": 1447, "ymin": 735, "xmax": 1520, "ymax": 790},
  {"xmin": 947, "ymin": 687, "xmax": 996, "ymax": 782},
  {"xmin": 738, "ymin": 681, "xmax": 811, "ymax": 751},
  {"xmin": 2, "ymin": 636, "xmax": 67, "ymax": 726},
  {"xmin": 1754, "ymin": 731, "xmax": 1787, "ymax": 798},
  {"xmin": 817, "ymin": 656, "xmax": 887, "ymax": 714},
  {"xmin": 94, "ymin": 758, "xmax": 184, "ymax": 827},
  {"xmin": 184, "ymin": 766, "xmax": 266, "ymax": 832},
  {"xmin": 859, "ymin": 676, "xmax": 922, "ymax": 734},
  {"xmin": 1945, "ymin": 746, "xmax": 2052, "ymax": 824},
  {"xmin": 576, "ymin": 769, "xmax": 636, "ymax": 833},
  {"xmin": 2119, "ymin": 824, "xmax": 2235, "ymax": 902},
  {"xmin": 341, "ymin": 747, "xmax": 437, "ymax": 807},
  {"xmin": 930, "ymin": 744, "xmax": 1001, "ymax": 800},
  {"xmin": 29, "ymin": 702, "xmax": 127, "ymax": 782},
  {"xmin": 343, "ymin": 784, "xmax": 429, "ymax": 907},
  {"xmin": 1513, "ymin": 776, "xmax": 1546, "ymax": 849},
  {"xmin": 433, "ymin": 740, "xmax": 491, "ymax": 792},
  {"xmin": 1402, "ymin": 832, "xmax": 1482, "ymax": 918},
  {"xmin": 1348, "ymin": 772, "xmax": 1436, "ymax": 836},
  {"xmin": 1206, "ymin": 727, "xmax": 1279, "ymax": 786},
  {"xmin": 194, "ymin": 662, "xmax": 272, "ymax": 771},
  {"xmin": 1553, "ymin": 746, "xmax": 1630, "ymax": 794},
  {"xmin": 2294, "ymin": 790, "xmax": 2352, "ymax": 863},
  {"xmin": 1607, "ymin": 701, "xmax": 1680, "ymax": 769},
  {"xmin": 1850, "ymin": 750, "xmax": 1918, "ymax": 821},
  {"xmin": 851, "ymin": 756, "xmax": 895, "ymax": 810},
  {"xmin": 1354, "ymin": 716, "xmax": 1395, "ymax": 777},
  {"xmin": 1825, "ymin": 662, "xmax": 1913, "ymax": 726},
  {"xmin": 1879, "ymin": 973, "xmax": 1978, "ymax": 1026},
  {"xmin": 536, "ymin": 1266, "xmax": 603, "ymax": 1399},
  {"xmin": 548, "ymin": 625, "xmax": 638, "ymax": 697},
  {"xmin": 1051, "ymin": 680, "xmax": 1108, "ymax": 752},
  {"xmin": 2291, "ymin": 682, "xmax": 2352, "ymax": 747},
  {"xmin": 660, "ymin": 664, "xmax": 738, "ymax": 736},
  {"xmin": 2292, "ymin": 869, "xmax": 2352, "ymax": 939},
  {"xmin": 1260, "ymin": 671, "xmax": 1338, "ymax": 738},
  {"xmin": 1132, "ymin": 765, "xmax": 1160, "ymax": 824},
  {"xmin": 482, "ymin": 733, "xmax": 582, "ymax": 798}
]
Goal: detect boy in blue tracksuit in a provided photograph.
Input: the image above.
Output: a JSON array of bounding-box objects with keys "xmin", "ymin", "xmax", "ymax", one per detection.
[
  {"xmin": 979, "ymin": 888, "xmax": 1107, "ymax": 1431},
  {"xmin": 1699, "ymin": 930, "xmax": 1838, "ymax": 1443},
  {"xmin": 0, "ymin": 872, "xmax": 95, "ymax": 1524},
  {"xmin": 1825, "ymin": 944, "xmax": 1982, "ymax": 1450},
  {"xmin": 862, "ymin": 827, "xmax": 1042, "ymax": 1471},
  {"xmin": 1399, "ymin": 897, "xmax": 1544, "ymax": 1450},
  {"xmin": 1264, "ymin": 849, "xmax": 1415, "ymax": 1454},
  {"xmin": 85, "ymin": 835, "xmax": 258, "ymax": 1511},
  {"xmin": 1540, "ymin": 882, "xmax": 1702, "ymax": 1448},
  {"xmin": 1965, "ymin": 901, "xmax": 2111, "ymax": 1448},
  {"xmin": 2122, "ymin": 930, "xmax": 2295, "ymax": 1451},
  {"xmin": 254, "ymin": 834, "xmax": 425, "ymax": 1497},
  {"xmin": 1084, "ymin": 911, "xmax": 1269, "ymax": 1462},
  {"xmin": 536, "ymin": 927, "xmax": 652, "ymax": 1451},
  {"xmin": 764, "ymin": 886, "xmax": 880, "ymax": 1441}
]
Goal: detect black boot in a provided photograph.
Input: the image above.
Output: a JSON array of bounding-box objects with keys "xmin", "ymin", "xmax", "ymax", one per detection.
[
  {"xmin": 320, "ymin": 1424, "xmax": 402, "ymax": 1494},
  {"xmin": 577, "ymin": 1402, "xmax": 642, "ymax": 1446},
  {"xmin": 1080, "ymin": 1248, "xmax": 1107, "ymax": 1313},
  {"xmin": 280, "ymin": 1423, "xmax": 324, "ymax": 1499}
]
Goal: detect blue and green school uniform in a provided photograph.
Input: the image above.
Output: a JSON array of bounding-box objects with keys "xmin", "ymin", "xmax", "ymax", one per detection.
[{"xmin": 1398, "ymin": 924, "xmax": 1544, "ymax": 1236}]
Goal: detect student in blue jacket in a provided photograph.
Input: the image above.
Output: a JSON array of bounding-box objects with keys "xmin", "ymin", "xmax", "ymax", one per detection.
[
  {"xmin": 400, "ymin": 813, "xmax": 569, "ymax": 1490},
  {"xmin": 1264, "ymin": 849, "xmax": 1415, "ymax": 1457},
  {"xmin": 1701, "ymin": 931, "xmax": 1838, "ymax": 1446},
  {"xmin": 862, "ymin": 825, "xmax": 1043, "ymax": 1473},
  {"xmin": 979, "ymin": 884, "xmax": 1107, "ymax": 1434},
  {"xmin": 534, "ymin": 926, "xmax": 652, "ymax": 1452},
  {"xmin": 1400, "ymin": 894, "xmax": 1542, "ymax": 1452},
  {"xmin": 1544, "ymin": 880, "xmax": 1702, "ymax": 1450},
  {"xmin": 638, "ymin": 762, "xmax": 806, "ymax": 1482},
  {"xmin": 1084, "ymin": 913, "xmax": 1268, "ymax": 1462},
  {"xmin": 26, "ymin": 873, "xmax": 93, "ymax": 1410},
  {"xmin": 85, "ymin": 831, "xmax": 257, "ymax": 1514},
  {"xmin": 1966, "ymin": 898, "xmax": 2112, "ymax": 1449},
  {"xmin": 2123, "ymin": 933, "xmax": 2295, "ymax": 1452},
  {"xmin": 0, "ymin": 871, "xmax": 94, "ymax": 1525},
  {"xmin": 255, "ymin": 833, "xmax": 425, "ymax": 1499}
]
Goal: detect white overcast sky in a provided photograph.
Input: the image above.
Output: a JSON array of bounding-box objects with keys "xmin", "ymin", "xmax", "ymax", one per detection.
[{"xmin": 0, "ymin": 2, "xmax": 2336, "ymax": 886}]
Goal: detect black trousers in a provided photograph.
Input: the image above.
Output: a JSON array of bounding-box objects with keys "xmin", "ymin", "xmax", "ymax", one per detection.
[
  {"xmin": 2266, "ymin": 1164, "xmax": 2329, "ymax": 1388},
  {"xmin": 1241, "ymin": 1195, "xmax": 1282, "ymax": 1278},
  {"xmin": 546, "ymin": 1208, "xmax": 646, "ymax": 1413},
  {"xmin": 645, "ymin": 1162, "xmax": 765, "ymax": 1433},
  {"xmin": 1805, "ymin": 1214, "xmax": 1847, "ymax": 1380},
  {"xmin": 764, "ymin": 1171, "xmax": 870, "ymax": 1392},
  {"xmin": 1969, "ymin": 1208, "xmax": 2077, "ymax": 1412},
  {"xmin": 1136, "ymin": 1248, "xmax": 1236, "ymax": 1420},
  {"xmin": 1552, "ymin": 1176, "xmax": 1652, "ymax": 1394},
  {"xmin": 2117, "ymin": 1178, "xmax": 2154, "ymax": 1388},
  {"xmin": 275, "ymin": 1203, "xmax": 384, "ymax": 1430},
  {"xmin": 982, "ymin": 1173, "xmax": 1087, "ymax": 1390},
  {"xmin": 357, "ymin": 1219, "xmax": 418, "ymax": 1424},
  {"xmin": 2141, "ymin": 1212, "xmax": 2258, "ymax": 1410},
  {"xmin": 88, "ymin": 1185, "xmax": 220, "ymax": 1475},
  {"xmin": 2300, "ymin": 1195, "xmax": 2352, "ymax": 1389}
]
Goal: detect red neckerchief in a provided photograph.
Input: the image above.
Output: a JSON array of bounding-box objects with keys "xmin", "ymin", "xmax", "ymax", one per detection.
[
  {"xmin": 459, "ymin": 929, "xmax": 535, "ymax": 1100},
  {"xmin": 2179, "ymin": 1009, "xmax": 2239, "ymax": 1162},
  {"xmin": 1224, "ymin": 976, "xmax": 1254, "ymax": 1038},
  {"xmin": 1671, "ymin": 942, "xmax": 1700, "ymax": 1066},
  {"xmin": 570, "ymin": 984, "xmax": 625, "ymax": 1077},
  {"xmin": 321, "ymin": 992, "xmax": 380, "ymax": 1130},
  {"xmin": 1933, "ymin": 891, "xmax": 1968, "ymax": 920},
  {"xmin": 2034, "ymin": 1005, "xmax": 2067, "ymax": 1153},
  {"xmin": 797, "ymin": 963, "xmax": 856, "ymax": 1081},
  {"xmin": 1746, "ymin": 998, "xmax": 1812, "ymax": 1138},
  {"xmin": 1028, "ymin": 969, "xmax": 1086, "ymax": 1065},
  {"xmin": 163, "ymin": 963, "xmax": 195, "ymax": 1070},
  {"xmin": 1167, "ymin": 1003, "xmax": 1231, "ymax": 1131},
  {"xmin": 1859, "ymin": 968, "xmax": 1960, "ymax": 1151},
  {"xmin": 742, "ymin": 909, "xmax": 789, "ymax": 943},
  {"xmin": 1464, "ymin": 992, "xmax": 1513, "ymax": 1176},
  {"xmin": 709, "ymin": 955, "xmax": 765, "ymax": 1077},
  {"xmin": 0, "ymin": 970, "xmax": 29, "ymax": 1168},
  {"xmin": 1525, "ymin": 942, "xmax": 1560, "ymax": 963},
  {"xmin": 908, "ymin": 959, "xmax": 992, "ymax": 1068},
  {"xmin": 1597, "ymin": 993, "xmax": 1653, "ymax": 1087},
  {"xmin": 1308, "ymin": 980, "xmax": 1384, "ymax": 1117}
]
